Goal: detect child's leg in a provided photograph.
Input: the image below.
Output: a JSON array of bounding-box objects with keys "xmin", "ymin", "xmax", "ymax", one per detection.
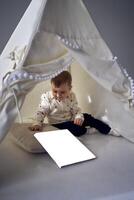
[
  {"xmin": 52, "ymin": 121, "xmax": 87, "ymax": 137},
  {"xmin": 82, "ymin": 113, "xmax": 111, "ymax": 134}
]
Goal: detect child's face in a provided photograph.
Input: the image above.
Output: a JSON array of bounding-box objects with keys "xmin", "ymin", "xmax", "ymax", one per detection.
[{"xmin": 51, "ymin": 83, "xmax": 71, "ymax": 101}]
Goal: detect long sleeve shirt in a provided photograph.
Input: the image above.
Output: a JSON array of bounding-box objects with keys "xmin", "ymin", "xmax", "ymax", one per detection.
[{"xmin": 35, "ymin": 91, "xmax": 84, "ymax": 125}]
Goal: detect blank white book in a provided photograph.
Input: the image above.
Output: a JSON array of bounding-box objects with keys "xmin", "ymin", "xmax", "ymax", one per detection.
[{"xmin": 34, "ymin": 129, "xmax": 96, "ymax": 168}]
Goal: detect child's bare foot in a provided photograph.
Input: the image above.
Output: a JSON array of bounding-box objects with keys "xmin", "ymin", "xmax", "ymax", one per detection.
[{"xmin": 28, "ymin": 125, "xmax": 43, "ymax": 132}]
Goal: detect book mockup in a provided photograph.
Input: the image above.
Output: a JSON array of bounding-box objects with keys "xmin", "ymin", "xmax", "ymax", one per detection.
[{"xmin": 34, "ymin": 129, "xmax": 96, "ymax": 168}]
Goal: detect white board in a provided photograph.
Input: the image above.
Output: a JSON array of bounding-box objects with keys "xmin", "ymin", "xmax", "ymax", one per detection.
[{"xmin": 34, "ymin": 129, "xmax": 96, "ymax": 168}]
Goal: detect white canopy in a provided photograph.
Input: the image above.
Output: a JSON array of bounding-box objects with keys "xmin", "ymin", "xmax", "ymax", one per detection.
[{"xmin": 0, "ymin": 0, "xmax": 134, "ymax": 142}]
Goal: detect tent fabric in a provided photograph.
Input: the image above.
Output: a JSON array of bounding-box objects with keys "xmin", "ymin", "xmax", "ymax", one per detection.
[
  {"xmin": 0, "ymin": 52, "xmax": 73, "ymax": 141},
  {"xmin": 0, "ymin": 0, "xmax": 134, "ymax": 142}
]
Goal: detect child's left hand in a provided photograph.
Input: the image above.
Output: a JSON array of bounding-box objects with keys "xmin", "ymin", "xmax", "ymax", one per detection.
[{"xmin": 74, "ymin": 118, "xmax": 83, "ymax": 126}]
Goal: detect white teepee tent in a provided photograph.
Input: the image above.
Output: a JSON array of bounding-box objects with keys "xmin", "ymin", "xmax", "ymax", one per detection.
[{"xmin": 0, "ymin": 0, "xmax": 134, "ymax": 142}]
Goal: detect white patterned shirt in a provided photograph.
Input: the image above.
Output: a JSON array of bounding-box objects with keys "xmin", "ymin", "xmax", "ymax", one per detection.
[{"xmin": 35, "ymin": 91, "xmax": 84, "ymax": 125}]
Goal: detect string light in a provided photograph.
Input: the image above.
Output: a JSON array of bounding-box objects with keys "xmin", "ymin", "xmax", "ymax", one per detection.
[{"xmin": 122, "ymin": 67, "xmax": 134, "ymax": 107}]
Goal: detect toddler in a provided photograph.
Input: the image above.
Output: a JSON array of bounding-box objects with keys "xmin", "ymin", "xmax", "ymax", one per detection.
[{"xmin": 29, "ymin": 71, "xmax": 119, "ymax": 137}]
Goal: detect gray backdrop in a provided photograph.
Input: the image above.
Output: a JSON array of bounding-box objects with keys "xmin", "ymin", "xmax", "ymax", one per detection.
[{"xmin": 0, "ymin": 0, "xmax": 134, "ymax": 77}]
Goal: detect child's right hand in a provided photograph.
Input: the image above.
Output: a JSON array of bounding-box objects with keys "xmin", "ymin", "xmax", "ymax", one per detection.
[
  {"xmin": 74, "ymin": 118, "xmax": 83, "ymax": 126},
  {"xmin": 28, "ymin": 124, "xmax": 43, "ymax": 132}
]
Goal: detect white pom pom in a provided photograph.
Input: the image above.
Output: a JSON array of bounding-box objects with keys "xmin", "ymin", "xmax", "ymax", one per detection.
[
  {"xmin": 23, "ymin": 72, "xmax": 29, "ymax": 79},
  {"xmin": 29, "ymin": 75, "xmax": 34, "ymax": 79}
]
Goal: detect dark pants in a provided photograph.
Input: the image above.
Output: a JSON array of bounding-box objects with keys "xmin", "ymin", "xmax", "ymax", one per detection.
[{"xmin": 53, "ymin": 113, "xmax": 111, "ymax": 137}]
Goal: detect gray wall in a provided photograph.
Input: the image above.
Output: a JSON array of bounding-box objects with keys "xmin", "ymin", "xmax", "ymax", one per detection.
[
  {"xmin": 0, "ymin": 0, "xmax": 134, "ymax": 77},
  {"xmin": 84, "ymin": 0, "xmax": 134, "ymax": 78}
]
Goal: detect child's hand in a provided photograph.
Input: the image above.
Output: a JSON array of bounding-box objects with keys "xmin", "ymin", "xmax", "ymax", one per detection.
[
  {"xmin": 28, "ymin": 124, "xmax": 43, "ymax": 131},
  {"xmin": 74, "ymin": 118, "xmax": 83, "ymax": 126}
]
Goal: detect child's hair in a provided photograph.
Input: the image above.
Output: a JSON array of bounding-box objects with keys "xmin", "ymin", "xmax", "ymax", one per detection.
[{"xmin": 51, "ymin": 71, "xmax": 72, "ymax": 87}]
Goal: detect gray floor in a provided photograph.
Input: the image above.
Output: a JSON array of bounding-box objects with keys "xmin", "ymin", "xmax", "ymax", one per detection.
[{"xmin": 0, "ymin": 132, "xmax": 134, "ymax": 200}]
